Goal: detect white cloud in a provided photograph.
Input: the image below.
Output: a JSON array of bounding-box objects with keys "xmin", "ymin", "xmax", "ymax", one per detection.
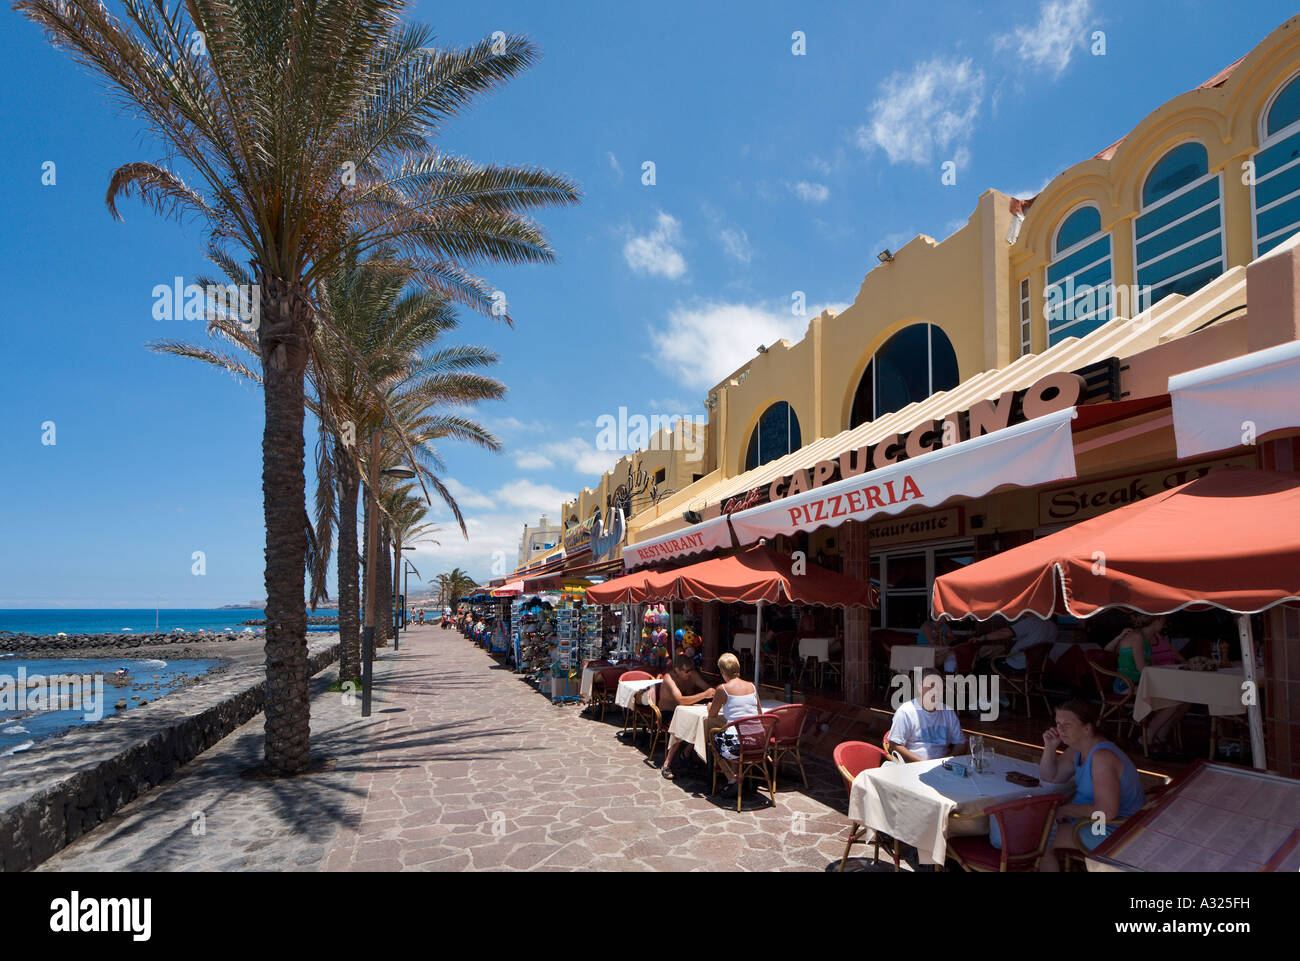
[
  {"xmin": 607, "ymin": 150, "xmax": 624, "ymax": 178},
  {"xmin": 441, "ymin": 477, "xmax": 495, "ymax": 511},
  {"xmin": 494, "ymin": 479, "xmax": 576, "ymax": 516},
  {"xmin": 719, "ymin": 227, "xmax": 753, "ymax": 263},
  {"xmin": 623, "ymin": 211, "xmax": 687, "ymax": 280},
  {"xmin": 997, "ymin": 0, "xmax": 1092, "ymax": 78},
  {"xmin": 791, "ymin": 181, "xmax": 830, "ymax": 204},
  {"xmin": 647, "ymin": 300, "xmax": 845, "ymax": 389},
  {"xmin": 513, "ymin": 450, "xmax": 555, "ymax": 470},
  {"xmin": 857, "ymin": 57, "xmax": 985, "ymax": 166}
]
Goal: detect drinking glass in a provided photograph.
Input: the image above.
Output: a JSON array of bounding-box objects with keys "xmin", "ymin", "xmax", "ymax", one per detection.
[
  {"xmin": 968, "ymin": 734, "xmax": 985, "ymax": 772},
  {"xmin": 984, "ymin": 743, "xmax": 997, "ymax": 771}
]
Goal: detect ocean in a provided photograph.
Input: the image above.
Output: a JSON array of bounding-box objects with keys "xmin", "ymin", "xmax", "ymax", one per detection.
[{"xmin": 0, "ymin": 608, "xmax": 337, "ymax": 636}]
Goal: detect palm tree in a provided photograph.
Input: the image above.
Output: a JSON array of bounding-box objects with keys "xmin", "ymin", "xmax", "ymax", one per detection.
[
  {"xmin": 23, "ymin": 2, "xmax": 580, "ymax": 772},
  {"xmin": 435, "ymin": 567, "xmax": 477, "ymax": 609},
  {"xmin": 153, "ymin": 243, "xmax": 505, "ymax": 680},
  {"xmin": 379, "ymin": 485, "xmax": 438, "ymax": 637}
]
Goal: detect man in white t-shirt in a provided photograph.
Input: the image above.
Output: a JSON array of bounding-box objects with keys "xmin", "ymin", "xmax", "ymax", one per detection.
[
  {"xmin": 886, "ymin": 668, "xmax": 968, "ymax": 762},
  {"xmin": 987, "ymin": 615, "xmax": 1059, "ymax": 672}
]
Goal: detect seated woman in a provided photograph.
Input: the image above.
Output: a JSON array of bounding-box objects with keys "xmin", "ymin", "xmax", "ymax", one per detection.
[
  {"xmin": 1106, "ymin": 613, "xmax": 1188, "ymax": 755},
  {"xmin": 997, "ymin": 700, "xmax": 1145, "ymax": 870},
  {"xmin": 706, "ymin": 652, "xmax": 761, "ymax": 799},
  {"xmin": 659, "ymin": 655, "xmax": 715, "ymax": 778}
]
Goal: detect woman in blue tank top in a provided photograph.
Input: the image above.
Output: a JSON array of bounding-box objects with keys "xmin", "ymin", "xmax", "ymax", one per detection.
[{"xmin": 1033, "ymin": 699, "xmax": 1145, "ymax": 870}]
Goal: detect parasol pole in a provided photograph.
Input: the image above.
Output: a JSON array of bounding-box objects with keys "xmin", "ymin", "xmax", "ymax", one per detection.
[
  {"xmin": 753, "ymin": 600, "xmax": 764, "ymax": 687},
  {"xmin": 1235, "ymin": 614, "xmax": 1267, "ymax": 770}
]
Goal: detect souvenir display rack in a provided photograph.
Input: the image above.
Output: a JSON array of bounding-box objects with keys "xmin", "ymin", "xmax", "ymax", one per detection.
[
  {"xmin": 513, "ymin": 597, "xmax": 555, "ymax": 685},
  {"xmin": 552, "ymin": 600, "xmax": 584, "ymax": 703}
]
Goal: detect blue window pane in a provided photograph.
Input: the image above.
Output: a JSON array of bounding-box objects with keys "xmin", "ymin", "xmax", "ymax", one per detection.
[
  {"xmin": 1051, "ymin": 283, "xmax": 1111, "ymax": 327},
  {"xmin": 1136, "ymin": 178, "xmax": 1220, "ymax": 239},
  {"xmin": 1047, "ymin": 236, "xmax": 1111, "ymax": 286},
  {"xmin": 1255, "ymin": 129, "xmax": 1300, "ymax": 179},
  {"xmin": 1049, "ymin": 309, "xmax": 1112, "ymax": 344},
  {"xmin": 1137, "ymin": 206, "xmax": 1222, "ymax": 264},
  {"xmin": 1255, "ymin": 157, "xmax": 1300, "ymax": 208},
  {"xmin": 849, "ymin": 359, "xmax": 874, "ymax": 428},
  {"xmin": 1266, "ymin": 75, "xmax": 1300, "ymax": 137},
  {"xmin": 1257, "ymin": 196, "xmax": 1300, "ymax": 241},
  {"xmin": 1259, "ymin": 230, "xmax": 1299, "ymax": 255},
  {"xmin": 1054, "ymin": 207, "xmax": 1102, "ymax": 255},
  {"xmin": 1143, "ymin": 143, "xmax": 1209, "ymax": 207},
  {"xmin": 746, "ymin": 401, "xmax": 802, "ymax": 471},
  {"xmin": 1143, "ymin": 259, "xmax": 1224, "ymax": 308},
  {"xmin": 1139, "ymin": 234, "xmax": 1221, "ymax": 287},
  {"xmin": 930, "ymin": 328, "xmax": 959, "ymax": 397},
  {"xmin": 874, "ymin": 323, "xmax": 931, "ymax": 419}
]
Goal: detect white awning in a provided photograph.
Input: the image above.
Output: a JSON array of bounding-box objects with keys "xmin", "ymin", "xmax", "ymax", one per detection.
[
  {"xmin": 623, "ymin": 513, "xmax": 733, "ymax": 570},
  {"xmin": 1168, "ymin": 339, "xmax": 1300, "ymax": 458},
  {"xmin": 728, "ymin": 407, "xmax": 1079, "ymax": 543}
]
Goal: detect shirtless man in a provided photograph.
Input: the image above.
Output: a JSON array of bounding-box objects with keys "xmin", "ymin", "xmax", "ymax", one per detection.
[{"xmin": 659, "ymin": 655, "xmax": 715, "ymax": 778}]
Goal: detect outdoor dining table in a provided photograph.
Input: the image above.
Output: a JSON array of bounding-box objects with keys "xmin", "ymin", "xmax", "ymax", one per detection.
[
  {"xmin": 667, "ymin": 700, "xmax": 789, "ymax": 761},
  {"xmin": 733, "ymin": 631, "xmax": 757, "ymax": 653},
  {"xmin": 1133, "ymin": 664, "xmax": 1257, "ymax": 722},
  {"xmin": 889, "ymin": 644, "xmax": 950, "ymax": 673},
  {"xmin": 798, "ymin": 636, "xmax": 833, "ymax": 663},
  {"xmin": 614, "ymin": 677, "xmax": 661, "ymax": 710},
  {"xmin": 580, "ymin": 665, "xmax": 600, "ymax": 700},
  {"xmin": 848, "ymin": 753, "xmax": 1074, "ymax": 866}
]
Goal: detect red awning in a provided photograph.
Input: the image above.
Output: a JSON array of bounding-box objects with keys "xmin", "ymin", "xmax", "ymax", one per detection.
[
  {"xmin": 618, "ymin": 544, "xmax": 875, "ymax": 608},
  {"xmin": 491, "ymin": 579, "xmax": 525, "ymax": 597},
  {"xmin": 932, "ymin": 468, "xmax": 1300, "ymax": 620},
  {"xmin": 582, "ymin": 569, "xmax": 649, "ymax": 603}
]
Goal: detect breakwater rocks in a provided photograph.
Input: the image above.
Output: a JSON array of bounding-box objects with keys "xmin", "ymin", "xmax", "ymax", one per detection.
[
  {"xmin": 240, "ymin": 615, "xmax": 338, "ymax": 626},
  {"xmin": 0, "ymin": 631, "xmax": 256, "ymax": 654},
  {"xmin": 0, "ymin": 636, "xmax": 340, "ymax": 872}
]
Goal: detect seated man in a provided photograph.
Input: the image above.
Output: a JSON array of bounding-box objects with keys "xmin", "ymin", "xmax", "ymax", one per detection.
[
  {"xmin": 886, "ymin": 668, "xmax": 968, "ymax": 762},
  {"xmin": 986, "ymin": 614, "xmax": 1059, "ymax": 674},
  {"xmin": 659, "ymin": 655, "xmax": 715, "ymax": 778}
]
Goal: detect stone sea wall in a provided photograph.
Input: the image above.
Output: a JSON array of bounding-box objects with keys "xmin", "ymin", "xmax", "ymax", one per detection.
[{"xmin": 0, "ymin": 636, "xmax": 339, "ymax": 872}]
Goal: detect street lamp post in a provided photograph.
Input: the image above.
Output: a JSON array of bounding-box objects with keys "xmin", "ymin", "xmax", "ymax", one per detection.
[
  {"xmin": 403, "ymin": 555, "xmax": 420, "ymax": 635},
  {"xmin": 381, "ymin": 467, "xmax": 416, "ymax": 650}
]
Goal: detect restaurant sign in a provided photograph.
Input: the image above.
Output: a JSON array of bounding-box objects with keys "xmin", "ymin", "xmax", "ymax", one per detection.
[
  {"xmin": 1037, "ymin": 454, "xmax": 1257, "ymax": 525},
  {"xmin": 868, "ymin": 508, "xmax": 964, "ymax": 548},
  {"xmin": 765, "ymin": 370, "xmax": 1089, "ymax": 504}
]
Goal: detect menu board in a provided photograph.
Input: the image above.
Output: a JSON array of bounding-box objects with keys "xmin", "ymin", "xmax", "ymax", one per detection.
[{"xmin": 1088, "ymin": 762, "xmax": 1300, "ymax": 872}]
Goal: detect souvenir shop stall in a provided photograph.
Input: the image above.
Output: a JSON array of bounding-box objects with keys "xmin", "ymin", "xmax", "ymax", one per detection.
[
  {"xmin": 512, "ymin": 593, "xmax": 556, "ymax": 681},
  {"xmin": 635, "ymin": 603, "xmax": 703, "ymax": 671}
]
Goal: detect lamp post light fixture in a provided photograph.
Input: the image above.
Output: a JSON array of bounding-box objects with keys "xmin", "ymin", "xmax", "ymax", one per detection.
[{"xmin": 380, "ymin": 465, "xmax": 416, "ymax": 649}]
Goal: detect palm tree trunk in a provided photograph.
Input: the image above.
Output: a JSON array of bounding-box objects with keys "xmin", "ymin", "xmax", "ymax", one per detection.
[
  {"xmin": 260, "ymin": 280, "xmax": 312, "ymax": 775},
  {"xmin": 377, "ymin": 528, "xmax": 392, "ymax": 647},
  {"xmin": 335, "ymin": 442, "xmax": 361, "ymax": 682}
]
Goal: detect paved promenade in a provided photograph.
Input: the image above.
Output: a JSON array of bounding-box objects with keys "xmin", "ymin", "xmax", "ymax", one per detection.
[{"xmin": 41, "ymin": 626, "xmax": 868, "ymax": 872}]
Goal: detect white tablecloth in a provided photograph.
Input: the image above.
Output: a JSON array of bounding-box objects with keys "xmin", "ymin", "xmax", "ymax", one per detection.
[
  {"xmin": 580, "ymin": 666, "xmax": 599, "ymax": 700},
  {"xmin": 667, "ymin": 700, "xmax": 788, "ymax": 760},
  {"xmin": 848, "ymin": 754, "xmax": 1073, "ymax": 866},
  {"xmin": 889, "ymin": 645, "xmax": 949, "ymax": 672},
  {"xmin": 798, "ymin": 636, "xmax": 832, "ymax": 662},
  {"xmin": 733, "ymin": 632, "xmax": 756, "ymax": 653},
  {"xmin": 614, "ymin": 677, "xmax": 661, "ymax": 709},
  {"xmin": 1133, "ymin": 665, "xmax": 1254, "ymax": 722}
]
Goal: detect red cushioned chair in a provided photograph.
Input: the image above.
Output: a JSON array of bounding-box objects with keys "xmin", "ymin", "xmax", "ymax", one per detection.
[
  {"xmin": 617, "ymin": 670, "xmax": 655, "ymax": 739},
  {"xmin": 591, "ymin": 665, "xmax": 628, "ymax": 721},
  {"xmin": 709, "ymin": 713, "xmax": 779, "ymax": 811},
  {"xmin": 766, "ymin": 704, "xmax": 812, "ymax": 791},
  {"xmin": 632, "ymin": 681, "xmax": 671, "ymax": 761},
  {"xmin": 947, "ymin": 793, "xmax": 1067, "ymax": 872},
  {"xmin": 833, "ymin": 740, "xmax": 901, "ymax": 872}
]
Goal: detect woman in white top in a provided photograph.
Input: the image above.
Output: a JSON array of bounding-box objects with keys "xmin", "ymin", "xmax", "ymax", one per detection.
[{"xmin": 707, "ymin": 652, "xmax": 761, "ymax": 796}]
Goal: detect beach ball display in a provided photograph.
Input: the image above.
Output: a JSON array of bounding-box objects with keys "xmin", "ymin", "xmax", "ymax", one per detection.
[{"xmin": 674, "ymin": 628, "xmax": 685, "ymax": 643}]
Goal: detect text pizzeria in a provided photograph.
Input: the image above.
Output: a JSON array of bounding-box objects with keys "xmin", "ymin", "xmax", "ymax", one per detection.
[{"xmin": 785, "ymin": 476, "xmax": 922, "ymax": 526}]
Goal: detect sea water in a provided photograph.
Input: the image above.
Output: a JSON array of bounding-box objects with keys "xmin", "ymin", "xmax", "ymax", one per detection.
[
  {"xmin": 0, "ymin": 657, "xmax": 221, "ymax": 756},
  {"xmin": 0, "ymin": 608, "xmax": 339, "ymax": 635}
]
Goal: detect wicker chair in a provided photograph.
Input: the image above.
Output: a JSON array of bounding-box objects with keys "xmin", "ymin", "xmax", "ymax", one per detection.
[
  {"xmin": 763, "ymin": 630, "xmax": 796, "ymax": 681},
  {"xmin": 833, "ymin": 741, "xmax": 899, "ymax": 871},
  {"xmin": 1083, "ymin": 650, "xmax": 1138, "ymax": 742},
  {"xmin": 948, "ymin": 793, "xmax": 1067, "ymax": 872},
  {"xmin": 766, "ymin": 704, "xmax": 812, "ymax": 791},
  {"xmin": 709, "ymin": 713, "xmax": 779, "ymax": 811},
  {"xmin": 634, "ymin": 691, "xmax": 671, "ymax": 763},
  {"xmin": 991, "ymin": 641, "xmax": 1054, "ymax": 718}
]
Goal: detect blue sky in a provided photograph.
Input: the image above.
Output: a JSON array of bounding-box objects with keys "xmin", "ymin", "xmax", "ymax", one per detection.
[{"xmin": 1, "ymin": 0, "xmax": 1294, "ymax": 606}]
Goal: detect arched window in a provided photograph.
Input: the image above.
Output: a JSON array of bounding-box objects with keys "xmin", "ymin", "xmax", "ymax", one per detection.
[
  {"xmin": 1045, "ymin": 204, "xmax": 1113, "ymax": 345},
  {"xmin": 849, "ymin": 323, "xmax": 960, "ymax": 428},
  {"xmin": 1254, "ymin": 73, "xmax": 1300, "ymax": 256},
  {"xmin": 1134, "ymin": 142, "xmax": 1224, "ymax": 311},
  {"xmin": 744, "ymin": 401, "xmax": 801, "ymax": 471}
]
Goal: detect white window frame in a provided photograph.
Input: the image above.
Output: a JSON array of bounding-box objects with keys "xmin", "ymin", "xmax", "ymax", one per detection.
[
  {"xmin": 872, "ymin": 538, "xmax": 974, "ymax": 630},
  {"xmin": 1018, "ymin": 277, "xmax": 1032, "ymax": 356},
  {"xmin": 1045, "ymin": 227, "xmax": 1114, "ymax": 344},
  {"xmin": 1252, "ymin": 71, "xmax": 1300, "ymax": 258},
  {"xmin": 1133, "ymin": 152, "xmax": 1225, "ymax": 313}
]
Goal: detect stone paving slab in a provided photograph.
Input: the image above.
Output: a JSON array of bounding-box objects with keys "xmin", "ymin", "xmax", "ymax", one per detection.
[{"xmin": 42, "ymin": 626, "xmax": 903, "ymax": 872}]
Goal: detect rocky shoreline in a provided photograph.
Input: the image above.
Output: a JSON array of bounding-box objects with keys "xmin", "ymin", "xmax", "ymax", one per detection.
[
  {"xmin": 240, "ymin": 615, "xmax": 337, "ymax": 626},
  {"xmin": 0, "ymin": 630, "xmax": 258, "ymax": 655}
]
